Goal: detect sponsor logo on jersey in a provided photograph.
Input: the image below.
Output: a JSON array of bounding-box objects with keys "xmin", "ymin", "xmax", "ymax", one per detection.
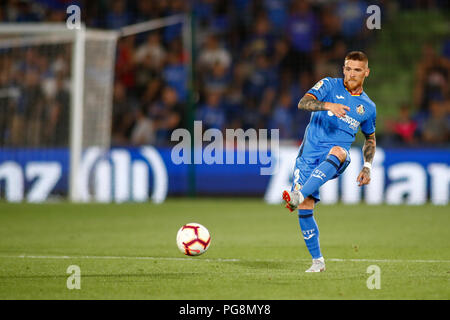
[
  {"xmin": 327, "ymin": 110, "xmax": 360, "ymax": 130},
  {"xmin": 339, "ymin": 114, "xmax": 360, "ymax": 130}
]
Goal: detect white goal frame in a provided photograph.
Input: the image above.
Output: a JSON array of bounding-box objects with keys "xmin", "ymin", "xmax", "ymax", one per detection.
[{"xmin": 0, "ymin": 15, "xmax": 190, "ymax": 202}]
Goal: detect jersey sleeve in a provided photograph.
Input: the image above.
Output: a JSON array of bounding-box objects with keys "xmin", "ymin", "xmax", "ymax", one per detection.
[
  {"xmin": 361, "ymin": 108, "xmax": 376, "ymax": 136},
  {"xmin": 305, "ymin": 77, "xmax": 333, "ymax": 101}
]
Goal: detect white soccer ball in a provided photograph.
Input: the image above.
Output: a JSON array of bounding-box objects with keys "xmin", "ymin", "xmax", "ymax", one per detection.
[{"xmin": 176, "ymin": 223, "xmax": 211, "ymax": 256}]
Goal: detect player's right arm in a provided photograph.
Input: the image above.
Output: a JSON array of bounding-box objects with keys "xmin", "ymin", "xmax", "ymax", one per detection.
[{"xmin": 298, "ymin": 94, "xmax": 350, "ymax": 118}]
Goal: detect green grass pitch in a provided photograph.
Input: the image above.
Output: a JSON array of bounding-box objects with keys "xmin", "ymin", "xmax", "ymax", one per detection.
[{"xmin": 0, "ymin": 199, "xmax": 449, "ymax": 300}]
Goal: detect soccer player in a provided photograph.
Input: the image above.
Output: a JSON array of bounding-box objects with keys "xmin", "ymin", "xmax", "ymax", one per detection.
[{"xmin": 282, "ymin": 51, "xmax": 376, "ymax": 272}]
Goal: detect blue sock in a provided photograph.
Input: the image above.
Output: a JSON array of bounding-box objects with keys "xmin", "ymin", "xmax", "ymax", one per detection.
[
  {"xmin": 300, "ymin": 154, "xmax": 341, "ymax": 199},
  {"xmin": 298, "ymin": 209, "xmax": 322, "ymax": 259}
]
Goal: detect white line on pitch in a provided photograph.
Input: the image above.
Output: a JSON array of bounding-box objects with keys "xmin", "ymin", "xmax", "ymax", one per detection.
[
  {"xmin": 0, "ymin": 254, "xmax": 241, "ymax": 262},
  {"xmin": 0, "ymin": 254, "xmax": 449, "ymax": 264},
  {"xmin": 327, "ymin": 258, "xmax": 450, "ymax": 263}
]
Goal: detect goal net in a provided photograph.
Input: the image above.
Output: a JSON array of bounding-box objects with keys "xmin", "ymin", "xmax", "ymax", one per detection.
[{"xmin": 0, "ymin": 24, "xmax": 117, "ymax": 202}]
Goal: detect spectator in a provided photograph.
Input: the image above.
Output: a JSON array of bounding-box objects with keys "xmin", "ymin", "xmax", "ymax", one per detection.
[
  {"xmin": 242, "ymin": 13, "xmax": 274, "ymax": 60},
  {"xmin": 223, "ymin": 63, "xmax": 247, "ymax": 129},
  {"xmin": 263, "ymin": 0, "xmax": 289, "ymax": 34},
  {"xmin": 228, "ymin": 0, "xmax": 253, "ymax": 46},
  {"xmin": 163, "ymin": 50, "xmax": 187, "ymax": 102},
  {"xmin": 244, "ymin": 53, "xmax": 277, "ymax": 108},
  {"xmin": 105, "ymin": 0, "xmax": 132, "ymax": 30},
  {"xmin": 130, "ymin": 108, "xmax": 155, "ymax": 146},
  {"xmin": 197, "ymin": 90, "xmax": 226, "ymax": 132},
  {"xmin": 194, "ymin": 0, "xmax": 229, "ymax": 34},
  {"xmin": 194, "ymin": 0, "xmax": 216, "ymax": 28},
  {"xmin": 14, "ymin": 69, "xmax": 45, "ymax": 146},
  {"xmin": 134, "ymin": 32, "xmax": 167, "ymax": 71},
  {"xmin": 203, "ymin": 61, "xmax": 231, "ymax": 95},
  {"xmin": 42, "ymin": 69, "xmax": 70, "ymax": 102},
  {"xmin": 13, "ymin": 0, "xmax": 41, "ymax": 22},
  {"xmin": 421, "ymin": 100, "xmax": 449, "ymax": 145},
  {"xmin": 140, "ymin": 78, "xmax": 163, "ymax": 109},
  {"xmin": 271, "ymin": 91, "xmax": 295, "ymax": 139},
  {"xmin": 134, "ymin": 1, "xmax": 161, "ymax": 23},
  {"xmin": 198, "ymin": 34, "xmax": 232, "ymax": 73},
  {"xmin": 149, "ymin": 86, "xmax": 185, "ymax": 145},
  {"xmin": 385, "ymin": 104, "xmax": 418, "ymax": 145},
  {"xmin": 289, "ymin": 71, "xmax": 313, "ymax": 108},
  {"xmin": 115, "ymin": 36, "xmax": 136, "ymax": 90},
  {"xmin": 134, "ymin": 33, "xmax": 166, "ymax": 95},
  {"xmin": 111, "ymin": 82, "xmax": 134, "ymax": 146},
  {"xmin": 272, "ymin": 38, "xmax": 292, "ymax": 75},
  {"xmin": 45, "ymin": 73, "xmax": 70, "ymax": 146},
  {"xmin": 414, "ymin": 43, "xmax": 450, "ymax": 113},
  {"xmin": 337, "ymin": 0, "xmax": 367, "ymax": 49}
]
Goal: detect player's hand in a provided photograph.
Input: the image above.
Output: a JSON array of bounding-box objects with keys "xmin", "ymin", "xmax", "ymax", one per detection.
[
  {"xmin": 326, "ymin": 102, "xmax": 350, "ymax": 118},
  {"xmin": 357, "ymin": 167, "xmax": 371, "ymax": 186}
]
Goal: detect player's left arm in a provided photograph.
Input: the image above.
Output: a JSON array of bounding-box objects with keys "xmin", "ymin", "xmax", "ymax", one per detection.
[
  {"xmin": 357, "ymin": 132, "xmax": 376, "ymax": 186},
  {"xmin": 357, "ymin": 106, "xmax": 377, "ymax": 187}
]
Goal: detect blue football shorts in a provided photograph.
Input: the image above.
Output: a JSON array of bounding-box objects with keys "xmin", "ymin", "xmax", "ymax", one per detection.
[{"xmin": 290, "ymin": 147, "xmax": 351, "ymax": 202}]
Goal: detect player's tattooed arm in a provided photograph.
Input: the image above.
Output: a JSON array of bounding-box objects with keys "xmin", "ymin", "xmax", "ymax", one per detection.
[
  {"xmin": 362, "ymin": 134, "xmax": 376, "ymax": 164},
  {"xmin": 298, "ymin": 95, "xmax": 327, "ymax": 111},
  {"xmin": 357, "ymin": 134, "xmax": 376, "ymax": 186},
  {"xmin": 298, "ymin": 95, "xmax": 350, "ymax": 117}
]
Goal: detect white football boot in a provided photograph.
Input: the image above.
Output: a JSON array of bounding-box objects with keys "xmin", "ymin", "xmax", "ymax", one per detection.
[
  {"xmin": 305, "ymin": 257, "xmax": 326, "ymax": 273},
  {"xmin": 282, "ymin": 190, "xmax": 304, "ymax": 212}
]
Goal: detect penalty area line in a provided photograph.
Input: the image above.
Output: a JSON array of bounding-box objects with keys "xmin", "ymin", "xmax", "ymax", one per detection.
[{"xmin": 0, "ymin": 254, "xmax": 449, "ymax": 264}]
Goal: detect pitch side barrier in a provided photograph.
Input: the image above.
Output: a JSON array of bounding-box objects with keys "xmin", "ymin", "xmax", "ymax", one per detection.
[{"xmin": 0, "ymin": 147, "xmax": 448, "ymax": 205}]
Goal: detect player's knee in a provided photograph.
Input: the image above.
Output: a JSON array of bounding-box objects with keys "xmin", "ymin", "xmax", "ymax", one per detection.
[
  {"xmin": 329, "ymin": 146, "xmax": 346, "ymax": 163},
  {"xmin": 298, "ymin": 197, "xmax": 315, "ymax": 210}
]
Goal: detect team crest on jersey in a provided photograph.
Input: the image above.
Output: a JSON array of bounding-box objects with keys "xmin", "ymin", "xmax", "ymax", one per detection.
[
  {"xmin": 356, "ymin": 104, "xmax": 365, "ymax": 115},
  {"xmin": 312, "ymin": 80, "xmax": 324, "ymax": 90},
  {"xmin": 294, "ymin": 183, "xmax": 302, "ymax": 191}
]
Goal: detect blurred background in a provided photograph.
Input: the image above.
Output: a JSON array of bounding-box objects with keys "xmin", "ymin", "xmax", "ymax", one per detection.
[{"xmin": 0, "ymin": 0, "xmax": 448, "ymax": 204}]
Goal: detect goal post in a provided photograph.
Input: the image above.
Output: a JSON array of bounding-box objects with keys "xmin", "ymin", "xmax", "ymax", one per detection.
[
  {"xmin": 73, "ymin": 28, "xmax": 118, "ymax": 202},
  {"xmin": 70, "ymin": 24, "xmax": 86, "ymax": 202}
]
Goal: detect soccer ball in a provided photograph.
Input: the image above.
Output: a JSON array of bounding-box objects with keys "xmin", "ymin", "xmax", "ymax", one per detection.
[{"xmin": 176, "ymin": 223, "xmax": 211, "ymax": 256}]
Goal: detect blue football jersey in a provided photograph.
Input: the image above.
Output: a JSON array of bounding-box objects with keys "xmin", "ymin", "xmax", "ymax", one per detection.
[{"xmin": 301, "ymin": 77, "xmax": 376, "ymax": 153}]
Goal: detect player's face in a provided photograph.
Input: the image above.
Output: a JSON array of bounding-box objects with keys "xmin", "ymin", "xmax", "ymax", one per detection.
[{"xmin": 343, "ymin": 59, "xmax": 370, "ymax": 91}]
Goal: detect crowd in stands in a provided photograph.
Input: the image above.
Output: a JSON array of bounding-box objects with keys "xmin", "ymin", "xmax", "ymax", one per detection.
[
  {"xmin": 385, "ymin": 42, "xmax": 450, "ymax": 146},
  {"xmin": 0, "ymin": 0, "xmax": 448, "ymax": 148}
]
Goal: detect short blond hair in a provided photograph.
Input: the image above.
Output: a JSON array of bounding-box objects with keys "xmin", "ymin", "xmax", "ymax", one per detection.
[{"xmin": 345, "ymin": 51, "xmax": 368, "ymax": 64}]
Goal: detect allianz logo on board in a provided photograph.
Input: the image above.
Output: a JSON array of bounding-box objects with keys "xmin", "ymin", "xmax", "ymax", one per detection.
[
  {"xmin": 0, "ymin": 146, "xmax": 168, "ymax": 203},
  {"xmin": 76, "ymin": 146, "xmax": 168, "ymax": 203}
]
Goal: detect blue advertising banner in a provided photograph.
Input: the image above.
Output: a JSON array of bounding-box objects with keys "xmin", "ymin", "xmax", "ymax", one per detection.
[{"xmin": 0, "ymin": 146, "xmax": 448, "ymax": 205}]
